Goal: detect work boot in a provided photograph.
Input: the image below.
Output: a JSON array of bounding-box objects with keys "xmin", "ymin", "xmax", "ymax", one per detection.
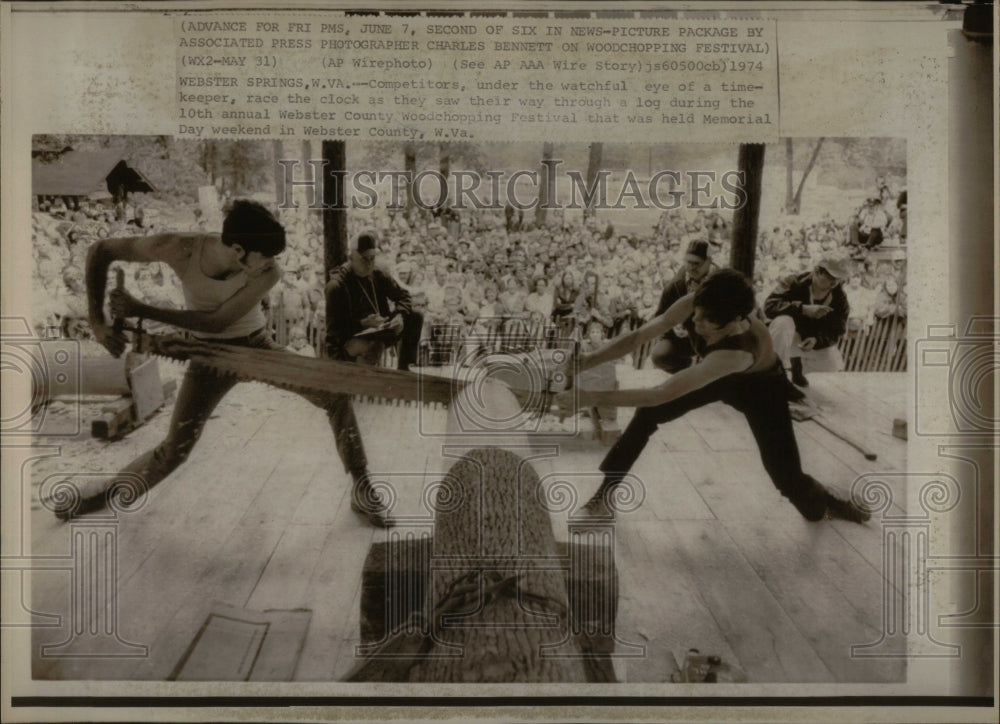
[
  {"xmin": 53, "ymin": 490, "xmax": 108, "ymax": 521},
  {"xmin": 790, "ymin": 357, "xmax": 809, "ymax": 387},
  {"xmin": 577, "ymin": 487, "xmax": 615, "ymax": 520},
  {"xmin": 825, "ymin": 492, "xmax": 871, "ymax": 524},
  {"xmin": 351, "ymin": 475, "xmax": 395, "ymax": 528},
  {"xmin": 783, "ymin": 374, "xmax": 806, "ymax": 403}
]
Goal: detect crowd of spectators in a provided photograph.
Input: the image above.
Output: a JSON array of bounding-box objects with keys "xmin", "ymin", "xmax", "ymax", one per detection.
[{"xmin": 32, "ymin": 178, "xmax": 907, "ymax": 362}]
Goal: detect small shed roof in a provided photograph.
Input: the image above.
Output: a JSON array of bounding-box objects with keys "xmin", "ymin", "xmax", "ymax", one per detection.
[{"xmin": 32, "ymin": 150, "xmax": 156, "ymax": 197}]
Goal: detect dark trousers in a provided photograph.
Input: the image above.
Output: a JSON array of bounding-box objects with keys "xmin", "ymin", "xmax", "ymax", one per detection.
[
  {"xmin": 115, "ymin": 329, "xmax": 368, "ymax": 499},
  {"xmin": 397, "ymin": 310, "xmax": 423, "ymax": 370},
  {"xmin": 598, "ymin": 364, "xmax": 828, "ymax": 520}
]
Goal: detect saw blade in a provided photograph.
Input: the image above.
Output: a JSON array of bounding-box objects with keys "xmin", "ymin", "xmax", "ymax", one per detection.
[{"xmin": 139, "ymin": 333, "xmax": 460, "ymax": 405}]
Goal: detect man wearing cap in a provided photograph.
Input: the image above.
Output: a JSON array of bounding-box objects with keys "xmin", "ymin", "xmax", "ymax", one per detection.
[
  {"xmin": 648, "ymin": 239, "xmax": 718, "ymax": 373},
  {"xmin": 765, "ymin": 257, "xmax": 851, "ymax": 394},
  {"xmin": 325, "ymin": 231, "xmax": 423, "ymax": 371}
]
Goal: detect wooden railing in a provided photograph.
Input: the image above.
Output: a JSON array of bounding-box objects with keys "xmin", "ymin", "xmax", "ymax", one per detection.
[
  {"xmin": 838, "ymin": 315, "xmax": 907, "ymax": 372},
  {"xmin": 265, "ymin": 298, "xmax": 907, "ymax": 373}
]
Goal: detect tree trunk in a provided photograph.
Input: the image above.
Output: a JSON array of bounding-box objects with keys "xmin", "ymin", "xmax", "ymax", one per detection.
[
  {"xmin": 404, "ymin": 143, "xmax": 417, "ymax": 221},
  {"xmin": 272, "ymin": 140, "xmax": 284, "ymax": 205},
  {"xmin": 536, "ymin": 142, "xmax": 554, "ymax": 227},
  {"xmin": 438, "ymin": 144, "xmax": 451, "ymax": 212},
  {"xmin": 583, "ymin": 142, "xmax": 603, "ymax": 221},
  {"xmin": 791, "ymin": 138, "xmax": 825, "ymax": 215},
  {"xmin": 784, "ymin": 138, "xmax": 795, "ymax": 214},
  {"xmin": 323, "ymin": 140, "xmax": 347, "ymax": 345},
  {"xmin": 730, "ymin": 143, "xmax": 765, "ymax": 279}
]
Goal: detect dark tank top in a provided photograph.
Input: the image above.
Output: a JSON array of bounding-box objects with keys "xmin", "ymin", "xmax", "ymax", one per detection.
[{"xmin": 691, "ymin": 316, "xmax": 780, "ymax": 377}]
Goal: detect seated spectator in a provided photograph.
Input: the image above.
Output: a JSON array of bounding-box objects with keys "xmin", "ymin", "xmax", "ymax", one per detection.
[
  {"xmin": 873, "ymin": 277, "xmax": 907, "ymax": 321},
  {"xmin": 575, "ymin": 270, "xmax": 614, "ymax": 337},
  {"xmin": 855, "ymin": 198, "xmax": 890, "ymax": 250},
  {"xmin": 326, "ymin": 232, "xmax": 423, "ymax": 370},
  {"xmin": 551, "ymin": 270, "xmax": 579, "ymax": 333},
  {"xmin": 524, "ymin": 275, "xmax": 554, "ymax": 323},
  {"xmin": 764, "ymin": 257, "xmax": 851, "ymax": 397}
]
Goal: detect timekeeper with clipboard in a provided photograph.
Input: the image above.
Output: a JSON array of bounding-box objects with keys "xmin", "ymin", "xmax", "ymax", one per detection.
[{"xmin": 325, "ymin": 231, "xmax": 423, "ymax": 369}]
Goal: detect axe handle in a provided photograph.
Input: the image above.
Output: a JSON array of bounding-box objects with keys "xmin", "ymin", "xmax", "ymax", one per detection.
[{"xmin": 810, "ymin": 415, "xmax": 878, "ymax": 461}]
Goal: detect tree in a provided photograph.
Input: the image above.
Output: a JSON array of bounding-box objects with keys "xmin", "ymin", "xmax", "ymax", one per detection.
[
  {"xmin": 583, "ymin": 142, "xmax": 603, "ymax": 221},
  {"xmin": 784, "ymin": 138, "xmax": 824, "ymax": 215},
  {"xmin": 536, "ymin": 142, "xmax": 554, "ymax": 227}
]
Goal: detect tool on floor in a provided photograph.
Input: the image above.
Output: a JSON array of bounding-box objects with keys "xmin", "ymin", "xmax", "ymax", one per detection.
[
  {"xmin": 789, "ymin": 398, "xmax": 878, "ymax": 461},
  {"xmin": 671, "ymin": 648, "xmax": 747, "ymax": 683}
]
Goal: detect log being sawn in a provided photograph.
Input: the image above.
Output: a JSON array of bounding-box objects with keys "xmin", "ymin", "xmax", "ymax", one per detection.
[{"xmin": 347, "ymin": 380, "xmax": 617, "ymax": 683}]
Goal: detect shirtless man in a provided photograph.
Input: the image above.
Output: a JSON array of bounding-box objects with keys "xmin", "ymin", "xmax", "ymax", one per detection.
[
  {"xmin": 557, "ymin": 268, "xmax": 868, "ymax": 524},
  {"xmin": 60, "ymin": 200, "xmax": 392, "ymax": 527}
]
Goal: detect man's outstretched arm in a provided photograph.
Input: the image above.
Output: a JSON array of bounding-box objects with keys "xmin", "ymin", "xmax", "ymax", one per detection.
[
  {"xmin": 580, "ymin": 293, "xmax": 695, "ymax": 371},
  {"xmin": 578, "ymin": 349, "xmax": 752, "ymax": 409}
]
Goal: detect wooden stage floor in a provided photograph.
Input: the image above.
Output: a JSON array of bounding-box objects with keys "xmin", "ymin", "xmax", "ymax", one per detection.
[{"xmin": 27, "ymin": 368, "xmax": 908, "ymax": 684}]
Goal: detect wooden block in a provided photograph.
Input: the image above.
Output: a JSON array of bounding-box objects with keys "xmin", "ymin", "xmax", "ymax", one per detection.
[
  {"xmin": 128, "ymin": 356, "xmax": 165, "ymax": 422},
  {"xmin": 599, "ymin": 420, "xmax": 621, "ymax": 445},
  {"xmin": 91, "ymin": 397, "xmax": 135, "ymax": 439},
  {"xmin": 892, "ymin": 417, "xmax": 907, "ymax": 440}
]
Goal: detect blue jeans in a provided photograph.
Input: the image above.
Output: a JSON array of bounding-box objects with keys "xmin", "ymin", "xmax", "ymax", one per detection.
[
  {"xmin": 598, "ymin": 363, "xmax": 829, "ymax": 521},
  {"xmin": 114, "ymin": 329, "xmax": 368, "ymax": 501}
]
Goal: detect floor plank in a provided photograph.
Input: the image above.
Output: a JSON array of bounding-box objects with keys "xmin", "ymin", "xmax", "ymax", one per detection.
[
  {"xmin": 615, "ymin": 522, "xmax": 741, "ymax": 682},
  {"xmin": 131, "ymin": 523, "xmax": 286, "ymax": 680},
  {"xmin": 672, "ymin": 450, "xmax": 792, "ymax": 523},
  {"xmin": 28, "ymin": 372, "xmax": 907, "ymax": 684},
  {"xmin": 723, "ymin": 517, "xmax": 905, "ymax": 682},
  {"xmin": 667, "ymin": 519, "xmax": 836, "ymax": 682},
  {"xmin": 293, "ymin": 522, "xmax": 376, "ymax": 681},
  {"xmin": 629, "ymin": 441, "xmax": 716, "ymax": 521}
]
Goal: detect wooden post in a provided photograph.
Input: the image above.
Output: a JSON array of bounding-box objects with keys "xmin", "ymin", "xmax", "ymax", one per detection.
[
  {"xmin": 730, "ymin": 143, "xmax": 765, "ymax": 279},
  {"xmin": 536, "ymin": 142, "xmax": 554, "ymax": 228},
  {"xmin": 404, "ymin": 143, "xmax": 417, "ymax": 221},
  {"xmin": 322, "ymin": 140, "xmax": 347, "ymax": 355}
]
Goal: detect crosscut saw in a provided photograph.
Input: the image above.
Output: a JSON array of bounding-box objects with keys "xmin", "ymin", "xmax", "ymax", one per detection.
[
  {"xmin": 131, "ymin": 331, "xmax": 573, "ymax": 413},
  {"xmin": 135, "ymin": 332, "xmax": 460, "ymax": 407}
]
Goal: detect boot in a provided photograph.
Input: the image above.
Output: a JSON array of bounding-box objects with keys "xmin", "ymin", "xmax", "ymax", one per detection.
[
  {"xmin": 783, "ymin": 373, "xmax": 806, "ymax": 403},
  {"xmin": 577, "ymin": 486, "xmax": 615, "ymax": 519},
  {"xmin": 825, "ymin": 492, "xmax": 871, "ymax": 524},
  {"xmin": 790, "ymin": 357, "xmax": 809, "ymax": 387},
  {"xmin": 351, "ymin": 475, "xmax": 395, "ymax": 528}
]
